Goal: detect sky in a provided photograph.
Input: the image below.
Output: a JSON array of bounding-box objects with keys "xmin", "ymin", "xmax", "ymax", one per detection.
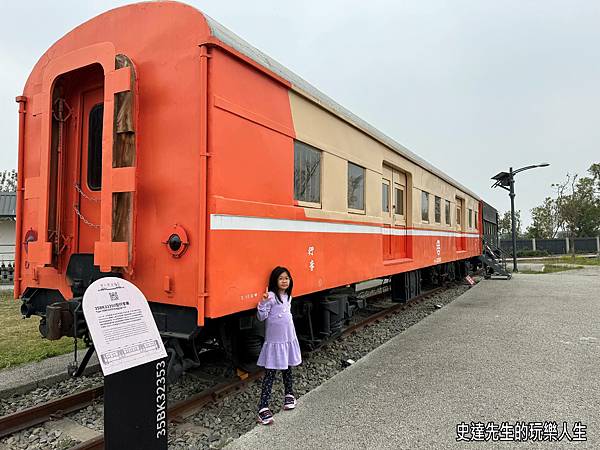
[{"xmin": 1, "ymin": 0, "xmax": 599, "ymax": 227}]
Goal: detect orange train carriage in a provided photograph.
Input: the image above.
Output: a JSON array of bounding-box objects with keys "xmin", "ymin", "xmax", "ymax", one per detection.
[{"xmin": 14, "ymin": 1, "xmax": 496, "ymax": 378}]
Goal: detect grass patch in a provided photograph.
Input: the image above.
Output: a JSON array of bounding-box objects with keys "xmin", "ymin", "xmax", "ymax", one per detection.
[
  {"xmin": 520, "ymin": 264, "xmax": 584, "ymax": 274},
  {"xmin": 524, "ymin": 256, "xmax": 600, "ymax": 266},
  {"xmin": 0, "ymin": 289, "xmax": 78, "ymax": 369},
  {"xmin": 555, "ymin": 256, "xmax": 600, "ymax": 266}
]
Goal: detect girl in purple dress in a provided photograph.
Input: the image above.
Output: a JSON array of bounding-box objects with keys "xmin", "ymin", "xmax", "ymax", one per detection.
[{"xmin": 256, "ymin": 266, "xmax": 302, "ymax": 425}]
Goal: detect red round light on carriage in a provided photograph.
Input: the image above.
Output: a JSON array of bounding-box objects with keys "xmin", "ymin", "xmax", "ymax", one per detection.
[
  {"xmin": 168, "ymin": 234, "xmax": 182, "ymax": 252},
  {"xmin": 162, "ymin": 225, "xmax": 189, "ymax": 258}
]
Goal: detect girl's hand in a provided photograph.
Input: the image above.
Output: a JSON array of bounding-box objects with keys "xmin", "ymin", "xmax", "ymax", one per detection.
[
  {"xmin": 258, "ymin": 287, "xmax": 270, "ymax": 305},
  {"xmin": 256, "ymin": 288, "xmax": 272, "ymax": 321}
]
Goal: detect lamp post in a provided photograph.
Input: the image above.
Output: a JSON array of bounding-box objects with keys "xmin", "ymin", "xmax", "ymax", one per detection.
[{"xmin": 492, "ymin": 163, "xmax": 550, "ymax": 272}]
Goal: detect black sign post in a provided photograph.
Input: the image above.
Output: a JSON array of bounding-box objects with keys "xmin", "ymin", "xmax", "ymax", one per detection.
[
  {"xmin": 104, "ymin": 357, "xmax": 168, "ymax": 450},
  {"xmin": 82, "ymin": 278, "xmax": 169, "ymax": 450}
]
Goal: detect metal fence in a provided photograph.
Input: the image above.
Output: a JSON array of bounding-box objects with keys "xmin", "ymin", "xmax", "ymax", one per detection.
[
  {"xmin": 499, "ymin": 239, "xmax": 533, "ymax": 253},
  {"xmin": 0, "ymin": 244, "xmax": 15, "ymax": 285},
  {"xmin": 0, "ymin": 262, "xmax": 14, "ymax": 285},
  {"xmin": 536, "ymin": 239, "xmax": 567, "ymax": 254},
  {"xmin": 500, "ymin": 237, "xmax": 600, "ymax": 255}
]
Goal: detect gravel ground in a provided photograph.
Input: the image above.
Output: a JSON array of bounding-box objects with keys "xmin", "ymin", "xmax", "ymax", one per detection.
[
  {"xmin": 0, "ymin": 374, "xmax": 103, "ymax": 417},
  {"xmin": 0, "ymin": 281, "xmax": 474, "ymax": 450}
]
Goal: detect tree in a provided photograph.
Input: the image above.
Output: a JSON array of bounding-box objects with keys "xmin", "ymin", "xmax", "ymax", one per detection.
[
  {"xmin": 553, "ymin": 165, "xmax": 600, "ymax": 255},
  {"xmin": 498, "ymin": 210, "xmax": 522, "ymax": 240},
  {"xmin": 0, "ymin": 170, "xmax": 17, "ymax": 191},
  {"xmin": 525, "ymin": 197, "xmax": 562, "ymax": 239},
  {"xmin": 589, "ymin": 163, "xmax": 600, "ymax": 192},
  {"xmin": 558, "ymin": 175, "xmax": 600, "ymax": 238}
]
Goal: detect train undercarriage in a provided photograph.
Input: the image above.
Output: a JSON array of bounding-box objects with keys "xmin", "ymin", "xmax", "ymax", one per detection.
[{"xmin": 20, "ymin": 254, "xmax": 478, "ymax": 382}]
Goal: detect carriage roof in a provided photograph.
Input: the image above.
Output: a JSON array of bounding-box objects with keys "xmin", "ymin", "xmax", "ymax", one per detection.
[{"xmin": 205, "ymin": 14, "xmax": 480, "ymax": 200}]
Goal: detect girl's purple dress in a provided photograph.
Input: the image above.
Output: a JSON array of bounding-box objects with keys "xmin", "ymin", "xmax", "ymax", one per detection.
[{"xmin": 256, "ymin": 292, "xmax": 302, "ymax": 370}]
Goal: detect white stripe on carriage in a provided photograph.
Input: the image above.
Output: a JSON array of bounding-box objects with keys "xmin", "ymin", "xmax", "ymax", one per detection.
[{"xmin": 210, "ymin": 214, "xmax": 480, "ymax": 238}]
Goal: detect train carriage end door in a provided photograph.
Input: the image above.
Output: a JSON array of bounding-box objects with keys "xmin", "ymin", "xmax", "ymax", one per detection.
[
  {"xmin": 77, "ymin": 87, "xmax": 104, "ymax": 253},
  {"xmin": 26, "ymin": 44, "xmax": 138, "ymax": 274}
]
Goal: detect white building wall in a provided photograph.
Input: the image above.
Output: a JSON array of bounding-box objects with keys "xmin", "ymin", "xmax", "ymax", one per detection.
[{"xmin": 0, "ymin": 219, "xmax": 16, "ymax": 264}]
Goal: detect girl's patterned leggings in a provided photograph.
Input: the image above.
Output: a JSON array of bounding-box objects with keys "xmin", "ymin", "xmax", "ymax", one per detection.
[{"xmin": 258, "ymin": 368, "xmax": 294, "ymax": 410}]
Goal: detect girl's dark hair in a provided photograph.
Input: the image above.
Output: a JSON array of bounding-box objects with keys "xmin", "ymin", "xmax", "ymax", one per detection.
[{"xmin": 268, "ymin": 266, "xmax": 293, "ymax": 303}]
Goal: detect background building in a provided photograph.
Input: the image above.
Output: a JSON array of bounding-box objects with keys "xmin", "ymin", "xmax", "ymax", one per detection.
[{"xmin": 0, "ymin": 191, "xmax": 16, "ymax": 264}]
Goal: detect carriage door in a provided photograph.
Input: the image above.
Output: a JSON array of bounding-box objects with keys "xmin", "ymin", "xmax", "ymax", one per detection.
[
  {"xmin": 77, "ymin": 88, "xmax": 103, "ymax": 253},
  {"xmin": 392, "ymin": 170, "xmax": 407, "ymax": 258},
  {"xmin": 26, "ymin": 45, "xmax": 136, "ymax": 274},
  {"xmin": 382, "ymin": 165, "xmax": 407, "ymax": 260},
  {"xmin": 382, "ymin": 167, "xmax": 393, "ymax": 260},
  {"xmin": 455, "ymin": 196, "xmax": 465, "ymax": 251}
]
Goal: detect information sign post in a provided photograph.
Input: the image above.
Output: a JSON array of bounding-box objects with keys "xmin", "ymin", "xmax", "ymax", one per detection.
[{"xmin": 83, "ymin": 277, "xmax": 168, "ymax": 450}]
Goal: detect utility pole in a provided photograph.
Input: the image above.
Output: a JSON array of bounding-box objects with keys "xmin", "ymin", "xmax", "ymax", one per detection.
[
  {"xmin": 509, "ymin": 167, "xmax": 517, "ymax": 272},
  {"xmin": 492, "ymin": 163, "xmax": 550, "ymax": 273}
]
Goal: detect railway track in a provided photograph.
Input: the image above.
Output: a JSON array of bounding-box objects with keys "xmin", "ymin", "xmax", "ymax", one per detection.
[
  {"xmin": 0, "ymin": 283, "xmax": 455, "ymax": 448},
  {"xmin": 0, "ymin": 387, "xmax": 104, "ymax": 439}
]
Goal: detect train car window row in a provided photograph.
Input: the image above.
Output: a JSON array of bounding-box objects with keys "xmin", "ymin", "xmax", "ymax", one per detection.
[
  {"xmin": 292, "ymin": 140, "xmax": 476, "ymax": 229},
  {"xmin": 348, "ymin": 162, "xmax": 365, "ymax": 212},
  {"xmin": 293, "ymin": 141, "xmax": 321, "ymax": 205}
]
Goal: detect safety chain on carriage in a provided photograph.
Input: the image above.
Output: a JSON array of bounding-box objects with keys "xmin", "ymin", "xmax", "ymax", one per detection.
[
  {"xmin": 73, "ymin": 204, "xmax": 100, "ymax": 228},
  {"xmin": 74, "ymin": 182, "xmax": 100, "ymax": 202},
  {"xmin": 73, "ymin": 182, "xmax": 101, "ymax": 228}
]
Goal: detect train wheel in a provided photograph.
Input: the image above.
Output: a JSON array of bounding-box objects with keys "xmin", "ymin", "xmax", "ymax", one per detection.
[
  {"xmin": 219, "ymin": 318, "xmax": 264, "ymax": 373},
  {"xmin": 448, "ymin": 263, "xmax": 456, "ymax": 282}
]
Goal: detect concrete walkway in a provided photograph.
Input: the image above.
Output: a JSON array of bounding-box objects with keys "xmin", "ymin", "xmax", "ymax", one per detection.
[
  {"xmin": 228, "ymin": 267, "xmax": 600, "ymax": 449},
  {"xmin": 0, "ymin": 351, "xmax": 99, "ymax": 397}
]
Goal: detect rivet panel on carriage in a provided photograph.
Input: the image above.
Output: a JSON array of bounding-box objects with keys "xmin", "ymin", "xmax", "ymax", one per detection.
[{"xmin": 14, "ymin": 1, "xmax": 498, "ymax": 379}]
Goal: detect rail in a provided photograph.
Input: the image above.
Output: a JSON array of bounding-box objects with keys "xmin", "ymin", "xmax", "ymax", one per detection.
[{"xmin": 0, "ymin": 386, "xmax": 104, "ymax": 439}]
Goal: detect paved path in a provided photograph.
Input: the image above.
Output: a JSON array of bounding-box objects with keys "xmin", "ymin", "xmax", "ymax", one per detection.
[
  {"xmin": 0, "ymin": 351, "xmax": 99, "ymax": 397},
  {"xmin": 228, "ymin": 267, "xmax": 600, "ymax": 449}
]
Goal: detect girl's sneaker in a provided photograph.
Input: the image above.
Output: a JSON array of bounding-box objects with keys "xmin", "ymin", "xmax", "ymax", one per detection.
[
  {"xmin": 257, "ymin": 407, "xmax": 274, "ymax": 425},
  {"xmin": 283, "ymin": 395, "xmax": 296, "ymax": 410}
]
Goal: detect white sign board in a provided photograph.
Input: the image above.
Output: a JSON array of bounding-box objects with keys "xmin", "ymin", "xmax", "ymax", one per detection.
[{"xmin": 83, "ymin": 277, "xmax": 167, "ymax": 376}]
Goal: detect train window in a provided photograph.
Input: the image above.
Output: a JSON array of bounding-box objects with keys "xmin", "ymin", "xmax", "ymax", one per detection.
[
  {"xmin": 468, "ymin": 209, "xmax": 473, "ymax": 228},
  {"xmin": 87, "ymin": 103, "xmax": 104, "ymax": 191},
  {"xmin": 457, "ymin": 205, "xmax": 462, "ymax": 226},
  {"xmin": 474, "ymin": 210, "xmax": 478, "ymax": 229},
  {"xmin": 395, "ymin": 187, "xmax": 404, "ymax": 216},
  {"xmin": 382, "ymin": 181, "xmax": 390, "ymax": 213},
  {"xmin": 348, "ymin": 162, "xmax": 365, "ymax": 211},
  {"xmin": 421, "ymin": 191, "xmax": 429, "ymax": 222},
  {"xmin": 294, "ymin": 141, "xmax": 321, "ymax": 204},
  {"xmin": 434, "ymin": 196, "xmax": 441, "ymax": 223},
  {"xmin": 445, "ymin": 200, "xmax": 451, "ymax": 225}
]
